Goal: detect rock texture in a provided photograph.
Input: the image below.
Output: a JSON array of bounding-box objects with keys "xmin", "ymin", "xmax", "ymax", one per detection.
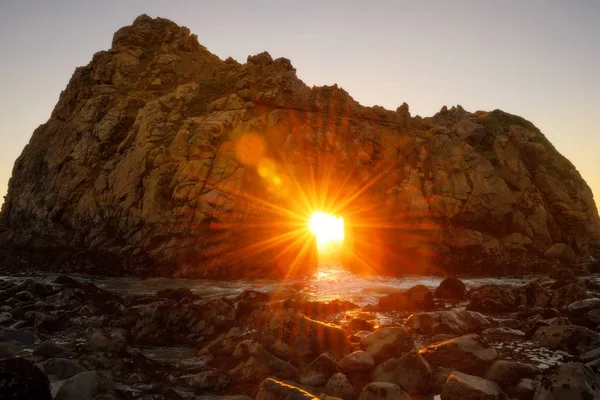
[{"xmin": 1, "ymin": 15, "xmax": 599, "ymax": 277}]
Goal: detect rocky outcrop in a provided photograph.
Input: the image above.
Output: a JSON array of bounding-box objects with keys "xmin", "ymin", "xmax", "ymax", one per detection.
[{"xmin": 1, "ymin": 15, "xmax": 599, "ymax": 277}]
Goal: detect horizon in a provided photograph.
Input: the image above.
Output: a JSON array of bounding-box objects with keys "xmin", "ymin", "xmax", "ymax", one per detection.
[{"xmin": 1, "ymin": 0, "xmax": 599, "ymax": 209}]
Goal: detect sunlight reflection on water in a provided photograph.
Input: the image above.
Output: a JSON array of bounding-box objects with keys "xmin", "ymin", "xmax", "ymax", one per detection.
[{"xmin": 7, "ymin": 262, "xmax": 533, "ymax": 307}]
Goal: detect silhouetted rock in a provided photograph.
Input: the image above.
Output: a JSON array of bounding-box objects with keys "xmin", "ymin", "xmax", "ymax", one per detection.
[{"xmin": 434, "ymin": 277, "xmax": 466, "ymax": 301}]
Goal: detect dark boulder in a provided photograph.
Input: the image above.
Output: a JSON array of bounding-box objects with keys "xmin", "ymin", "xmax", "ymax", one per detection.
[
  {"xmin": 0, "ymin": 358, "xmax": 52, "ymax": 400},
  {"xmin": 434, "ymin": 277, "xmax": 466, "ymax": 301},
  {"xmin": 376, "ymin": 285, "xmax": 435, "ymax": 311}
]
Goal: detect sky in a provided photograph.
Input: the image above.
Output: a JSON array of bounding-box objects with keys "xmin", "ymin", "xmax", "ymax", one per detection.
[{"xmin": 0, "ymin": 0, "xmax": 599, "ymax": 208}]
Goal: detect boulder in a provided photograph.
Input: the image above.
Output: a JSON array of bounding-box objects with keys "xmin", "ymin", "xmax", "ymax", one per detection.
[
  {"xmin": 228, "ymin": 351, "xmax": 299, "ymax": 384},
  {"xmin": 359, "ymin": 326, "xmax": 415, "ymax": 364},
  {"xmin": 325, "ymin": 372, "xmax": 354, "ymax": 399},
  {"xmin": 404, "ymin": 309, "xmax": 490, "ymax": 335},
  {"xmin": 372, "ymin": 350, "xmax": 433, "ymax": 394},
  {"xmin": 0, "ymin": 328, "xmax": 37, "ymax": 345},
  {"xmin": 515, "ymin": 378, "xmax": 538, "ymax": 400},
  {"xmin": 337, "ymin": 350, "xmax": 375, "ymax": 373},
  {"xmin": 358, "ymin": 382, "xmax": 411, "ymax": 400},
  {"xmin": 298, "ymin": 352, "xmax": 338, "ymax": 386},
  {"xmin": 434, "ymin": 277, "xmax": 466, "ymax": 301},
  {"xmin": 256, "ymin": 378, "xmax": 318, "ymax": 400},
  {"xmin": 512, "ymin": 281, "xmax": 551, "ymax": 308},
  {"xmin": 544, "ymin": 243, "xmax": 576, "ymax": 263},
  {"xmin": 485, "ymin": 360, "xmax": 540, "ymax": 386},
  {"xmin": 0, "ymin": 342, "xmax": 21, "ymax": 358},
  {"xmin": 262, "ymin": 309, "xmax": 348, "ymax": 363},
  {"xmin": 55, "ymin": 371, "xmax": 100, "ymax": 400},
  {"xmin": 580, "ymin": 347, "xmax": 600, "ymax": 363},
  {"xmin": 376, "ymin": 285, "xmax": 434, "ymax": 311},
  {"xmin": 33, "ymin": 341, "xmax": 72, "ymax": 359},
  {"xmin": 534, "ymin": 362, "xmax": 600, "ymax": 399},
  {"xmin": 585, "ymin": 309, "xmax": 600, "ymax": 326},
  {"xmin": 548, "ymin": 282, "xmax": 591, "ymax": 308},
  {"xmin": 419, "ymin": 334, "xmax": 498, "ymax": 376},
  {"xmin": 565, "ymin": 298, "xmax": 600, "ymax": 317},
  {"xmin": 532, "ymin": 325, "xmax": 600, "ymax": 355},
  {"xmin": 347, "ymin": 318, "xmax": 374, "ymax": 333},
  {"xmin": 441, "ymin": 371, "xmax": 509, "ymax": 400},
  {"xmin": 43, "ymin": 358, "xmax": 86, "ymax": 380},
  {"xmin": 467, "ymin": 286, "xmax": 516, "ymax": 313},
  {"xmin": 0, "ymin": 358, "xmax": 52, "ymax": 400}
]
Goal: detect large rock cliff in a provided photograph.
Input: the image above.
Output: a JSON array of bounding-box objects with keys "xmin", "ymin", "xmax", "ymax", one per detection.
[{"xmin": 1, "ymin": 15, "xmax": 599, "ymax": 277}]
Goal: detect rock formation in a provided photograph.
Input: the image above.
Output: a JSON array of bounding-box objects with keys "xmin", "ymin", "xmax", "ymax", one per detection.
[{"xmin": 1, "ymin": 15, "xmax": 599, "ymax": 277}]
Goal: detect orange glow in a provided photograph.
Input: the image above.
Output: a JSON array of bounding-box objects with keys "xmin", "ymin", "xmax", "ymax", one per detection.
[{"xmin": 309, "ymin": 212, "xmax": 345, "ymax": 254}]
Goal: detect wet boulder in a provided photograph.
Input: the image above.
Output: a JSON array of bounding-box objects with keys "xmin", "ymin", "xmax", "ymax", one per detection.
[
  {"xmin": 441, "ymin": 371, "xmax": 509, "ymax": 400},
  {"xmin": 256, "ymin": 377, "xmax": 318, "ymax": 400},
  {"xmin": 358, "ymin": 382, "xmax": 411, "ymax": 400},
  {"xmin": 467, "ymin": 285, "xmax": 517, "ymax": 313},
  {"xmin": 43, "ymin": 358, "xmax": 86, "ymax": 380},
  {"xmin": 434, "ymin": 277, "xmax": 466, "ymax": 301},
  {"xmin": 261, "ymin": 309, "xmax": 348, "ymax": 363},
  {"xmin": 485, "ymin": 360, "xmax": 540, "ymax": 386},
  {"xmin": 338, "ymin": 350, "xmax": 375, "ymax": 373},
  {"xmin": 419, "ymin": 334, "xmax": 498, "ymax": 376},
  {"xmin": 54, "ymin": 371, "xmax": 100, "ymax": 400},
  {"xmin": 372, "ymin": 350, "xmax": 433, "ymax": 394},
  {"xmin": 534, "ymin": 362, "xmax": 600, "ymax": 400},
  {"xmin": 548, "ymin": 282, "xmax": 590, "ymax": 308},
  {"xmin": 565, "ymin": 298, "xmax": 600, "ymax": 317},
  {"xmin": 298, "ymin": 352, "xmax": 338, "ymax": 386},
  {"xmin": 0, "ymin": 358, "xmax": 52, "ymax": 400},
  {"xmin": 359, "ymin": 326, "xmax": 415, "ymax": 364},
  {"xmin": 376, "ymin": 285, "xmax": 435, "ymax": 311},
  {"xmin": 404, "ymin": 309, "xmax": 491, "ymax": 335},
  {"xmin": 532, "ymin": 325, "xmax": 600, "ymax": 355}
]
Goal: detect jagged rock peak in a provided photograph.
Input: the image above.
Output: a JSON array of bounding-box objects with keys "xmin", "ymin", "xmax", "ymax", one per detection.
[{"xmin": 1, "ymin": 15, "xmax": 598, "ymax": 278}]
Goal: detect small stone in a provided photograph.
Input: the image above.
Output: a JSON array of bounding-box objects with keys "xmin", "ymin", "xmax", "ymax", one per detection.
[
  {"xmin": 326, "ymin": 372, "xmax": 353, "ymax": 399},
  {"xmin": 358, "ymin": 382, "xmax": 411, "ymax": 400}
]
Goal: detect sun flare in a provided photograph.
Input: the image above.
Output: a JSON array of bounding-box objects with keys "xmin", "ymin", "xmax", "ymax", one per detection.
[{"xmin": 309, "ymin": 212, "xmax": 345, "ymax": 254}]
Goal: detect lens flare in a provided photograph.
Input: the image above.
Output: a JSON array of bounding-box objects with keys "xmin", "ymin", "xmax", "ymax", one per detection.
[{"xmin": 309, "ymin": 212, "xmax": 345, "ymax": 254}]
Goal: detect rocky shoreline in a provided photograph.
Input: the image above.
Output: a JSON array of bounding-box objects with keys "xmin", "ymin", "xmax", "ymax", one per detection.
[{"xmin": 1, "ymin": 268, "xmax": 600, "ymax": 399}]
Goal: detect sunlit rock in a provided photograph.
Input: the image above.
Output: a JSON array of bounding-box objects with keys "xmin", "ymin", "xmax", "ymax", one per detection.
[
  {"xmin": 1, "ymin": 15, "xmax": 598, "ymax": 278},
  {"xmin": 359, "ymin": 326, "xmax": 415, "ymax": 364},
  {"xmin": 261, "ymin": 309, "xmax": 348, "ymax": 364},
  {"xmin": 419, "ymin": 334, "xmax": 498, "ymax": 376}
]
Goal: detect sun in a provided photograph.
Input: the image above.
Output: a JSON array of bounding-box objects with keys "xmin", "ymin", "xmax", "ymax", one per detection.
[{"xmin": 309, "ymin": 212, "xmax": 345, "ymax": 254}]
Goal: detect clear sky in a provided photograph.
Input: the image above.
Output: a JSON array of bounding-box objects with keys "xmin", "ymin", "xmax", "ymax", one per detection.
[{"xmin": 0, "ymin": 0, "xmax": 599, "ymax": 207}]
